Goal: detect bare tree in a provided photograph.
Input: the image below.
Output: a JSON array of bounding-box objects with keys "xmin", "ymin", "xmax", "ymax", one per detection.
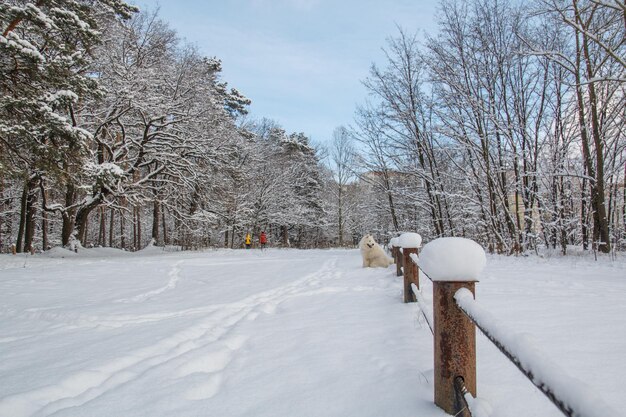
[{"xmin": 328, "ymin": 126, "xmax": 356, "ymax": 245}]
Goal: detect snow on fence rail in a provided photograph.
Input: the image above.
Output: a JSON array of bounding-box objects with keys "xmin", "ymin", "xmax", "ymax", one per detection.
[
  {"xmin": 411, "ymin": 282, "xmax": 433, "ymax": 335},
  {"xmin": 391, "ymin": 234, "xmax": 618, "ymax": 417},
  {"xmin": 454, "ymin": 288, "xmax": 618, "ymax": 417}
]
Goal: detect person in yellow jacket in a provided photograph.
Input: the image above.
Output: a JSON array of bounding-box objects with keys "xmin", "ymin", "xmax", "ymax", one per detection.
[{"xmin": 244, "ymin": 232, "xmax": 252, "ymax": 249}]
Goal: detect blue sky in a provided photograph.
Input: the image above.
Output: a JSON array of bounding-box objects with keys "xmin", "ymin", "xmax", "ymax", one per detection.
[{"xmin": 134, "ymin": 0, "xmax": 440, "ymax": 143}]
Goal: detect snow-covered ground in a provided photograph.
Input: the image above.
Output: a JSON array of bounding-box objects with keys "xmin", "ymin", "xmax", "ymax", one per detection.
[{"xmin": 0, "ymin": 247, "xmax": 624, "ymax": 417}]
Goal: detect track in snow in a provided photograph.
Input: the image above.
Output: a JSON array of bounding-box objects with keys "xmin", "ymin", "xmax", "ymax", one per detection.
[{"xmin": 1, "ymin": 250, "xmax": 432, "ymax": 417}]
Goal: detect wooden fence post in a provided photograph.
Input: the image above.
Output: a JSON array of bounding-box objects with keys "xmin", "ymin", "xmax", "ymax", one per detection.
[{"xmin": 396, "ymin": 247, "xmax": 403, "ymax": 277}]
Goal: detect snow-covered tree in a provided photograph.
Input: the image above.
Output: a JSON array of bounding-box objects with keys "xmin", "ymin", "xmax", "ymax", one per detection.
[{"xmin": 0, "ymin": 0, "xmax": 137, "ymax": 251}]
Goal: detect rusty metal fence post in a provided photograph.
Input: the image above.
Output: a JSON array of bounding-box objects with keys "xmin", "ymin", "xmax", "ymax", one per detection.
[
  {"xmin": 433, "ymin": 280, "xmax": 476, "ymax": 416},
  {"xmin": 389, "ymin": 238, "xmax": 399, "ymax": 272},
  {"xmin": 398, "ymin": 233, "xmax": 422, "ymax": 303},
  {"xmin": 402, "ymin": 247, "xmax": 418, "ymax": 303},
  {"xmin": 391, "ymin": 239, "xmax": 403, "ymax": 278},
  {"xmin": 418, "ymin": 237, "xmax": 485, "ymax": 417}
]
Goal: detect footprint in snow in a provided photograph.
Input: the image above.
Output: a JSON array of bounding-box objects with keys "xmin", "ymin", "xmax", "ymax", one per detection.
[
  {"xmin": 223, "ymin": 335, "xmax": 247, "ymax": 350},
  {"xmin": 185, "ymin": 374, "xmax": 222, "ymax": 400},
  {"xmin": 176, "ymin": 348, "xmax": 232, "ymax": 377},
  {"xmin": 246, "ymin": 311, "xmax": 260, "ymax": 321},
  {"xmin": 260, "ymin": 302, "xmax": 278, "ymax": 314}
]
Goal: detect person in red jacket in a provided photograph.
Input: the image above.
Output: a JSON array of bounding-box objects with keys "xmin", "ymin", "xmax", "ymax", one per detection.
[{"xmin": 259, "ymin": 231, "xmax": 267, "ymax": 249}]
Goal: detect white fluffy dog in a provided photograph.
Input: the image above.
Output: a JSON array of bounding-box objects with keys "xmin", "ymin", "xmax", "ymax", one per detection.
[{"xmin": 359, "ymin": 234, "xmax": 393, "ymax": 268}]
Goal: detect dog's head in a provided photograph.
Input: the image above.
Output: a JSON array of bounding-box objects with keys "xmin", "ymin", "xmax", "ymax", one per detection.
[{"xmin": 360, "ymin": 234, "xmax": 377, "ymax": 250}]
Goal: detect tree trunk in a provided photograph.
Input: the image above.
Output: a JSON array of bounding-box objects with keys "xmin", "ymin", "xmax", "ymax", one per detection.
[
  {"xmin": 42, "ymin": 211, "xmax": 48, "ymax": 251},
  {"xmin": 138, "ymin": 206, "xmax": 143, "ymax": 249},
  {"xmin": 16, "ymin": 182, "xmax": 28, "ymax": 253},
  {"xmin": 133, "ymin": 207, "xmax": 137, "ymax": 250},
  {"xmin": 152, "ymin": 200, "xmax": 160, "ymax": 244},
  {"xmin": 82, "ymin": 214, "xmax": 89, "ymax": 247},
  {"xmin": 558, "ymin": 176, "xmax": 568, "ymax": 255},
  {"xmin": 120, "ymin": 209, "xmax": 126, "ymax": 250},
  {"xmin": 109, "ymin": 208, "xmax": 115, "ymax": 247},
  {"xmin": 74, "ymin": 194, "xmax": 103, "ymax": 247},
  {"xmin": 134, "ymin": 205, "xmax": 142, "ymax": 250},
  {"xmin": 382, "ymin": 173, "xmax": 399, "ymax": 232},
  {"xmin": 0, "ymin": 179, "xmax": 4, "ymax": 252},
  {"xmin": 61, "ymin": 182, "xmax": 76, "ymax": 246},
  {"xmin": 575, "ymin": 0, "xmax": 611, "ymax": 254},
  {"xmin": 162, "ymin": 208, "xmax": 168, "ymax": 245},
  {"xmin": 98, "ymin": 206, "xmax": 106, "ymax": 246},
  {"xmin": 23, "ymin": 177, "xmax": 38, "ymax": 252},
  {"xmin": 581, "ymin": 176, "xmax": 589, "ymax": 250},
  {"xmin": 338, "ymin": 186, "xmax": 343, "ymax": 245},
  {"xmin": 282, "ymin": 225, "xmax": 289, "ymax": 247},
  {"xmin": 623, "ymin": 163, "xmax": 626, "ymax": 241}
]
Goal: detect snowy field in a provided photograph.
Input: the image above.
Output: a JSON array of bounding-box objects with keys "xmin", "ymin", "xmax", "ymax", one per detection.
[{"xmin": 0, "ymin": 247, "xmax": 625, "ymax": 417}]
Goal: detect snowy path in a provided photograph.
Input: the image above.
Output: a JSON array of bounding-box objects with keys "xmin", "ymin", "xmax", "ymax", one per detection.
[
  {"xmin": 0, "ymin": 248, "xmax": 625, "ymax": 417},
  {"xmin": 0, "ymin": 249, "xmax": 441, "ymax": 417}
]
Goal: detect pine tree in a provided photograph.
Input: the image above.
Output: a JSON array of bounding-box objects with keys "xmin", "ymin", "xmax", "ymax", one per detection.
[{"xmin": 1, "ymin": 0, "xmax": 137, "ymax": 250}]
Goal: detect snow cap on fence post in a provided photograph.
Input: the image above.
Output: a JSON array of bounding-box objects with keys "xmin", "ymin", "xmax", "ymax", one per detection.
[
  {"xmin": 399, "ymin": 232, "xmax": 422, "ymax": 249},
  {"xmin": 418, "ymin": 237, "xmax": 486, "ymax": 282},
  {"xmin": 389, "ymin": 237, "xmax": 399, "ymax": 248}
]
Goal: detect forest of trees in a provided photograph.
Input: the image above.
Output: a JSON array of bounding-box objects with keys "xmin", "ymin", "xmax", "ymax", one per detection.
[
  {"xmin": 0, "ymin": 1, "xmax": 338, "ymax": 252},
  {"xmin": 350, "ymin": 0, "xmax": 624, "ymax": 255},
  {"xmin": 1, "ymin": 0, "xmax": 624, "ymax": 255}
]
